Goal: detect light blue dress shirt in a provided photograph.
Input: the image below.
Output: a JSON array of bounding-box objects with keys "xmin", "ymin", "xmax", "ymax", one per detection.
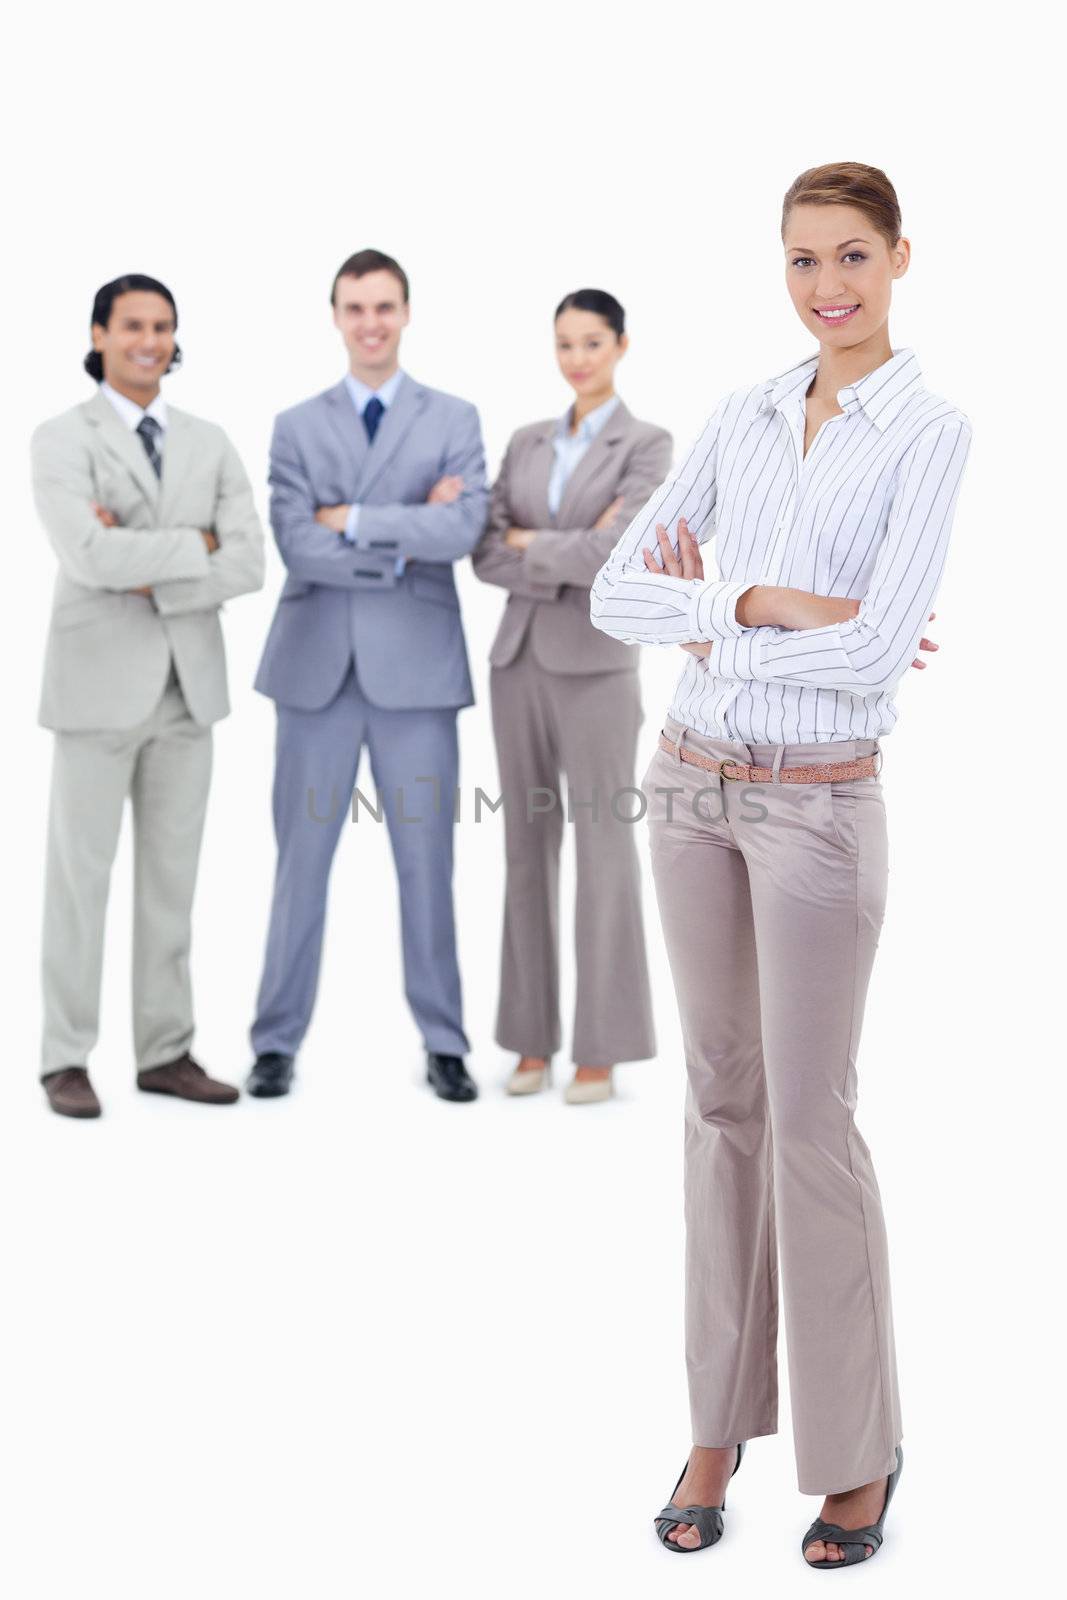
[
  {"xmin": 342, "ymin": 368, "xmax": 407, "ymax": 573},
  {"xmin": 547, "ymin": 394, "xmax": 620, "ymax": 517}
]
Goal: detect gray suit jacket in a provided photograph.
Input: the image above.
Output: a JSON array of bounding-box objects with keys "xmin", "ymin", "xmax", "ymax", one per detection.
[
  {"xmin": 254, "ymin": 376, "xmax": 489, "ymax": 711},
  {"xmin": 33, "ymin": 391, "xmax": 265, "ymax": 731},
  {"xmin": 472, "ymin": 399, "xmax": 672, "ymax": 674}
]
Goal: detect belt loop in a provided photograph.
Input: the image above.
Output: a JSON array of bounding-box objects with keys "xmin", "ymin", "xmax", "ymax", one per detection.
[
  {"xmin": 771, "ymin": 744, "xmax": 785, "ymax": 785},
  {"xmin": 674, "ymin": 726, "xmax": 689, "ymax": 764},
  {"xmin": 873, "ymin": 741, "xmax": 883, "ymax": 778}
]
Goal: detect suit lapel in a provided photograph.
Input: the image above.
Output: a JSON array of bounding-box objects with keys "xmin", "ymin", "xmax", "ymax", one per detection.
[
  {"xmin": 322, "ymin": 382, "xmax": 370, "ymax": 489},
  {"xmin": 556, "ymin": 398, "xmax": 632, "ymax": 526},
  {"xmin": 84, "ymin": 390, "xmax": 161, "ymax": 508},
  {"xmin": 526, "ymin": 420, "xmax": 558, "ymax": 528},
  {"xmin": 355, "ymin": 375, "xmax": 429, "ymax": 500},
  {"xmin": 158, "ymin": 407, "xmax": 199, "ymax": 522}
]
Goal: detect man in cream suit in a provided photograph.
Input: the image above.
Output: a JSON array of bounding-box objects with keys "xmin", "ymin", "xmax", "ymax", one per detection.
[
  {"xmin": 247, "ymin": 249, "xmax": 489, "ymax": 1103},
  {"xmin": 33, "ymin": 274, "xmax": 265, "ymax": 1117}
]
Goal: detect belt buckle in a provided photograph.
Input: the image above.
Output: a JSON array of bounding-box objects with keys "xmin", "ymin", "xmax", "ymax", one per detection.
[{"xmin": 719, "ymin": 759, "xmax": 744, "ymax": 781}]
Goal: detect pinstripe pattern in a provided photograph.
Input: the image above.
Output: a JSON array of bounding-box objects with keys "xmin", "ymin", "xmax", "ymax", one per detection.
[{"xmin": 589, "ymin": 348, "xmax": 972, "ymax": 743}]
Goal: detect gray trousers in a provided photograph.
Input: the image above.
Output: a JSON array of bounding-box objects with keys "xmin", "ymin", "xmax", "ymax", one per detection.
[
  {"xmin": 41, "ymin": 665, "xmax": 213, "ymax": 1076},
  {"xmin": 489, "ymin": 643, "xmax": 654, "ymax": 1064},
  {"xmin": 252, "ymin": 664, "xmax": 468, "ymax": 1061},
  {"xmin": 642, "ymin": 715, "xmax": 902, "ymax": 1495}
]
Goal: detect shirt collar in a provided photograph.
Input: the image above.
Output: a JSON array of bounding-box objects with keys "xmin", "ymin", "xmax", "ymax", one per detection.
[
  {"xmin": 760, "ymin": 347, "xmax": 923, "ymax": 432},
  {"xmin": 99, "ymin": 380, "xmax": 168, "ymax": 432},
  {"xmin": 344, "ymin": 368, "xmax": 405, "ymax": 414},
  {"xmin": 555, "ymin": 393, "xmax": 620, "ymax": 444}
]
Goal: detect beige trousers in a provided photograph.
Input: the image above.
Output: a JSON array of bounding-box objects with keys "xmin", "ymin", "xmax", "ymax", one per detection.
[
  {"xmin": 41, "ymin": 666, "xmax": 213, "ymax": 1076},
  {"xmin": 489, "ymin": 642, "xmax": 655, "ymax": 1064},
  {"xmin": 642, "ymin": 715, "xmax": 902, "ymax": 1495}
]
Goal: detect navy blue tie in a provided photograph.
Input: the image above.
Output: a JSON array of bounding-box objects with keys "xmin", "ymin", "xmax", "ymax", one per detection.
[{"xmin": 363, "ymin": 396, "xmax": 385, "ymax": 443}]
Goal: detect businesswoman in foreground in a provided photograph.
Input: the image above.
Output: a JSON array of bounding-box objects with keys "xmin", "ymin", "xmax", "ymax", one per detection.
[
  {"xmin": 473, "ymin": 290, "xmax": 671, "ymax": 1103},
  {"xmin": 591, "ymin": 164, "xmax": 971, "ymax": 1564}
]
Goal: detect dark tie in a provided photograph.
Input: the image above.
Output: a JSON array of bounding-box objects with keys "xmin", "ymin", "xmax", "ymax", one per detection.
[
  {"xmin": 362, "ymin": 396, "xmax": 385, "ymax": 444},
  {"xmin": 136, "ymin": 415, "xmax": 163, "ymax": 478}
]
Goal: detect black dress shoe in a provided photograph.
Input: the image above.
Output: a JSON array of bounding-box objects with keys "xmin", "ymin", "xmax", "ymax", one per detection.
[
  {"xmin": 246, "ymin": 1052, "xmax": 295, "ymax": 1098},
  {"xmin": 426, "ymin": 1053, "xmax": 478, "ymax": 1102}
]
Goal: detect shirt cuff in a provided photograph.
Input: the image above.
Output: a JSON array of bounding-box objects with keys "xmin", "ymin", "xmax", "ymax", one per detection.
[
  {"xmin": 713, "ymin": 629, "xmax": 769, "ymax": 682},
  {"xmin": 688, "ymin": 579, "xmax": 752, "ymax": 641},
  {"xmin": 342, "ymin": 504, "xmax": 360, "ymax": 544}
]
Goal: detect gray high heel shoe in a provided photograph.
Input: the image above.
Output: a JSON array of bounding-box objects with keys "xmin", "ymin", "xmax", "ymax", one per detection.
[
  {"xmin": 801, "ymin": 1444, "xmax": 903, "ymax": 1569},
  {"xmin": 654, "ymin": 1440, "xmax": 745, "ymax": 1553}
]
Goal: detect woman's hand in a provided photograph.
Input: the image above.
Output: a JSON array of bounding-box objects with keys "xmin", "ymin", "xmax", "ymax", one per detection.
[
  {"xmin": 642, "ymin": 516, "xmax": 704, "ymax": 580},
  {"xmin": 594, "ymin": 495, "xmax": 625, "ymax": 531},
  {"xmin": 912, "ymin": 614, "xmax": 937, "ymax": 669},
  {"xmin": 641, "ymin": 518, "xmax": 710, "ymax": 658},
  {"xmin": 505, "ymin": 527, "xmax": 535, "ymax": 551}
]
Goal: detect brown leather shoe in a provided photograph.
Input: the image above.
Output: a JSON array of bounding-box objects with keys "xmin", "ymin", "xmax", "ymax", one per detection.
[
  {"xmin": 43, "ymin": 1067, "xmax": 102, "ymax": 1119},
  {"xmin": 137, "ymin": 1053, "xmax": 239, "ymax": 1104}
]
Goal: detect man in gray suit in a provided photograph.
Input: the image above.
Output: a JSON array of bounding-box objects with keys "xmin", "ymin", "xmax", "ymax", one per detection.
[
  {"xmin": 248, "ymin": 250, "xmax": 489, "ymax": 1102},
  {"xmin": 33, "ymin": 274, "xmax": 265, "ymax": 1117}
]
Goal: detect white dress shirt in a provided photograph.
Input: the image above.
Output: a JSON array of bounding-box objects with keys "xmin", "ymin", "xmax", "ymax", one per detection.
[
  {"xmin": 99, "ymin": 380, "xmax": 168, "ymax": 436},
  {"xmin": 590, "ymin": 348, "xmax": 972, "ymax": 744},
  {"xmin": 342, "ymin": 369, "xmax": 406, "ymax": 574},
  {"xmin": 547, "ymin": 394, "xmax": 620, "ymax": 515}
]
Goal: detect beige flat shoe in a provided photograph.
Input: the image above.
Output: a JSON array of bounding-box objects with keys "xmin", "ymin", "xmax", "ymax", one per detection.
[
  {"xmin": 506, "ymin": 1058, "xmax": 552, "ymax": 1096},
  {"xmin": 564, "ymin": 1071, "xmax": 613, "ymax": 1105}
]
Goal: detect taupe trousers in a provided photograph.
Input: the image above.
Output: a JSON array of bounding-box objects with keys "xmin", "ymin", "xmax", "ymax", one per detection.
[
  {"xmin": 642, "ymin": 715, "xmax": 902, "ymax": 1495},
  {"xmin": 490, "ymin": 638, "xmax": 655, "ymax": 1065},
  {"xmin": 41, "ymin": 665, "xmax": 212, "ymax": 1076}
]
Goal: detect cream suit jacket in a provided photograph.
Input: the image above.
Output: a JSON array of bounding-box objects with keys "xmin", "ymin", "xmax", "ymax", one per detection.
[
  {"xmin": 472, "ymin": 399, "xmax": 672, "ymax": 674},
  {"xmin": 32, "ymin": 390, "xmax": 265, "ymax": 730}
]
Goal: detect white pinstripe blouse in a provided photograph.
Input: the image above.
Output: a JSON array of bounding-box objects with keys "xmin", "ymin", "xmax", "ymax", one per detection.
[{"xmin": 589, "ymin": 348, "xmax": 972, "ymax": 744}]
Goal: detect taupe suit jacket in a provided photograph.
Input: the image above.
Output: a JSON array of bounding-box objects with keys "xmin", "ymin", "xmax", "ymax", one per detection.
[
  {"xmin": 472, "ymin": 399, "xmax": 672, "ymax": 674},
  {"xmin": 32, "ymin": 391, "xmax": 265, "ymax": 730}
]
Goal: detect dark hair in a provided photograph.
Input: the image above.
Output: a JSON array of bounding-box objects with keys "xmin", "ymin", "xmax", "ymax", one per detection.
[
  {"xmin": 554, "ymin": 288, "xmax": 625, "ymax": 338},
  {"xmin": 83, "ymin": 274, "xmax": 181, "ymax": 382},
  {"xmin": 331, "ymin": 249, "xmax": 410, "ymax": 305},
  {"xmin": 781, "ymin": 162, "xmax": 902, "ymax": 248}
]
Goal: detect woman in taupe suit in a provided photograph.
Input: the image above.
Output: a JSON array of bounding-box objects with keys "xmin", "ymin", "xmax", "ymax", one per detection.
[{"xmin": 473, "ymin": 289, "xmax": 672, "ymax": 1103}]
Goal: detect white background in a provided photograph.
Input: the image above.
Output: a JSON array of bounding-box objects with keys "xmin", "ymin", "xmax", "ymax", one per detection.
[{"xmin": 0, "ymin": 3, "xmax": 1061, "ymax": 1595}]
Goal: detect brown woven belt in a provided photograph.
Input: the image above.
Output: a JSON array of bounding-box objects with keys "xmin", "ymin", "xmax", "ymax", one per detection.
[{"xmin": 658, "ymin": 731, "xmax": 880, "ymax": 784}]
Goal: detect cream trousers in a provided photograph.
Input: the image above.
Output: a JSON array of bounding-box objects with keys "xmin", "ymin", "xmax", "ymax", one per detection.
[{"xmin": 642, "ymin": 715, "xmax": 902, "ymax": 1495}]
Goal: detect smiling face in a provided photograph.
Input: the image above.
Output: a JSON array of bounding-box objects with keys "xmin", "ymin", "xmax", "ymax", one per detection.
[
  {"xmin": 554, "ymin": 308, "xmax": 627, "ymax": 404},
  {"xmin": 91, "ymin": 291, "xmax": 176, "ymax": 402},
  {"xmin": 784, "ymin": 203, "xmax": 909, "ymax": 348},
  {"xmin": 332, "ymin": 268, "xmax": 410, "ymax": 384}
]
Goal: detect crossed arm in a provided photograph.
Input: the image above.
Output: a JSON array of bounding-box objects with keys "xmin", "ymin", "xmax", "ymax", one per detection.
[
  {"xmin": 286, "ymin": 404, "xmax": 490, "ymax": 584},
  {"xmin": 472, "ymin": 427, "xmax": 674, "ymax": 597},
  {"xmin": 590, "ymin": 411, "xmax": 971, "ymax": 694},
  {"xmin": 32, "ymin": 420, "xmax": 264, "ymax": 612},
  {"xmin": 32, "ymin": 422, "xmax": 215, "ymax": 591},
  {"xmin": 648, "ymin": 518, "xmax": 938, "ymax": 671}
]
